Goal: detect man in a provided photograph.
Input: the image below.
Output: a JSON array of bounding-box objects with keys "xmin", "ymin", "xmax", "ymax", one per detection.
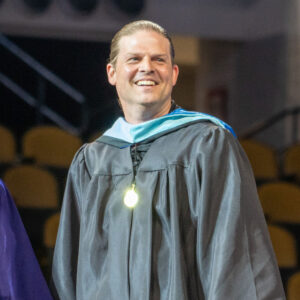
[{"xmin": 52, "ymin": 20, "xmax": 285, "ymax": 299}]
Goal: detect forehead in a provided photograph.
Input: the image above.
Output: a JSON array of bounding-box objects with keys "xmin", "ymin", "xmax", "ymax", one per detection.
[{"xmin": 118, "ymin": 30, "xmax": 170, "ymax": 56}]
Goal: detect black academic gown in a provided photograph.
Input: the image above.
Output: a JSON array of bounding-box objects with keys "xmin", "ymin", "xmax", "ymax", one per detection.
[{"xmin": 52, "ymin": 121, "xmax": 285, "ymax": 300}]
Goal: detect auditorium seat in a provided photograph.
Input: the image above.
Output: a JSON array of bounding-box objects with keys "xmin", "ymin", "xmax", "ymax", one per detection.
[
  {"xmin": 44, "ymin": 212, "xmax": 60, "ymax": 249},
  {"xmin": 268, "ymin": 224, "xmax": 298, "ymax": 268},
  {"xmin": 0, "ymin": 125, "xmax": 17, "ymax": 164},
  {"xmin": 283, "ymin": 144, "xmax": 300, "ymax": 183},
  {"xmin": 258, "ymin": 181, "xmax": 300, "ymax": 224},
  {"xmin": 240, "ymin": 139, "xmax": 279, "ymax": 182},
  {"xmin": 3, "ymin": 164, "xmax": 59, "ymax": 209},
  {"xmin": 287, "ymin": 271, "xmax": 300, "ymax": 300},
  {"xmin": 268, "ymin": 224, "xmax": 298, "ymax": 289},
  {"xmin": 3, "ymin": 164, "xmax": 59, "ymax": 255},
  {"xmin": 22, "ymin": 125, "xmax": 82, "ymax": 168},
  {"xmin": 43, "ymin": 212, "xmax": 60, "ymax": 279}
]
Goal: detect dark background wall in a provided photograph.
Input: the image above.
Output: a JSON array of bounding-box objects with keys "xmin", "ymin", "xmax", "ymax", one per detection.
[
  {"xmin": 1, "ymin": 36, "xmax": 121, "ymax": 140},
  {"xmin": 232, "ymin": 35, "xmax": 287, "ymax": 147}
]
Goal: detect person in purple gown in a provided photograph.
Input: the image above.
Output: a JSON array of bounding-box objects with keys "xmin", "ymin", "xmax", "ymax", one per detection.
[{"xmin": 0, "ymin": 179, "xmax": 53, "ymax": 300}]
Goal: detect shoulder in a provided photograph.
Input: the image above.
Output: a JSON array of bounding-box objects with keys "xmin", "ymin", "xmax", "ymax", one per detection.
[
  {"xmin": 147, "ymin": 121, "xmax": 240, "ymax": 166},
  {"xmin": 170, "ymin": 120, "xmax": 237, "ymax": 147},
  {"xmin": 71, "ymin": 139, "xmax": 130, "ymax": 176},
  {"xmin": 182, "ymin": 121, "xmax": 244, "ymax": 164},
  {"xmin": 184, "ymin": 121, "xmax": 249, "ymax": 167},
  {"xmin": 70, "ymin": 141, "xmax": 101, "ymax": 173}
]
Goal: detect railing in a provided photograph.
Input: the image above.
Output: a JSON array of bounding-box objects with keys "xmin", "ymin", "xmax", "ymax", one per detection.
[
  {"xmin": 0, "ymin": 34, "xmax": 89, "ymax": 136},
  {"xmin": 240, "ymin": 107, "xmax": 300, "ymax": 144}
]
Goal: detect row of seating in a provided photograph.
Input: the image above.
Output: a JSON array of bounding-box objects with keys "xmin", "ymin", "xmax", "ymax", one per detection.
[
  {"xmin": 0, "ymin": 125, "xmax": 86, "ymax": 168},
  {"xmin": 1, "ymin": 124, "xmax": 299, "ymax": 175},
  {"xmin": 2, "ymin": 124, "xmax": 299, "ymax": 182},
  {"xmin": 240, "ymin": 139, "xmax": 300, "ymax": 183},
  {"xmin": 3, "ymin": 169, "xmax": 300, "ymax": 228}
]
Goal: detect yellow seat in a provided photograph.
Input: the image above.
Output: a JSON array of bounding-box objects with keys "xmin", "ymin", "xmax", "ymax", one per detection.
[
  {"xmin": 268, "ymin": 225, "xmax": 297, "ymax": 268},
  {"xmin": 44, "ymin": 212, "xmax": 60, "ymax": 248},
  {"xmin": 3, "ymin": 164, "xmax": 59, "ymax": 209},
  {"xmin": 287, "ymin": 271, "xmax": 300, "ymax": 300},
  {"xmin": 284, "ymin": 144, "xmax": 300, "ymax": 181},
  {"xmin": 240, "ymin": 139, "xmax": 279, "ymax": 181},
  {"xmin": 22, "ymin": 126, "xmax": 82, "ymax": 168},
  {"xmin": 258, "ymin": 182, "xmax": 300, "ymax": 223},
  {"xmin": 43, "ymin": 212, "xmax": 61, "ymax": 280},
  {"xmin": 0, "ymin": 125, "xmax": 16, "ymax": 163}
]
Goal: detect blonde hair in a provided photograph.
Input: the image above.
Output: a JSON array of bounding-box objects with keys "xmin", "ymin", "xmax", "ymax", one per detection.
[{"xmin": 108, "ymin": 20, "xmax": 175, "ymax": 66}]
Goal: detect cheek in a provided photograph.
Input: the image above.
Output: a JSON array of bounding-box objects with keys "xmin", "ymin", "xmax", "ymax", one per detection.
[
  {"xmin": 123, "ymin": 65, "xmax": 136, "ymax": 79},
  {"xmin": 114, "ymin": 65, "xmax": 135, "ymax": 83},
  {"xmin": 160, "ymin": 68, "xmax": 175, "ymax": 83}
]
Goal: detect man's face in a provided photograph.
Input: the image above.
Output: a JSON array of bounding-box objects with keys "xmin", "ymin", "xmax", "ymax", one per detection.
[{"xmin": 107, "ymin": 30, "xmax": 179, "ymax": 113}]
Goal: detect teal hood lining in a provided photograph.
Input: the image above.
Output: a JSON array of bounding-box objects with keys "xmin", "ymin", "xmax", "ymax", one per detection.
[{"xmin": 100, "ymin": 108, "xmax": 236, "ymax": 147}]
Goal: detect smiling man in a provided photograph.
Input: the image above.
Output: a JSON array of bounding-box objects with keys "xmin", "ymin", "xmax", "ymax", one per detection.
[
  {"xmin": 106, "ymin": 28, "xmax": 178, "ymax": 124},
  {"xmin": 52, "ymin": 21, "xmax": 285, "ymax": 300}
]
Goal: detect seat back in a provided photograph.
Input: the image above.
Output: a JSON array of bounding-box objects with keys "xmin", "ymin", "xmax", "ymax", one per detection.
[
  {"xmin": 0, "ymin": 125, "xmax": 16, "ymax": 163},
  {"xmin": 22, "ymin": 126, "xmax": 82, "ymax": 168},
  {"xmin": 44, "ymin": 212, "xmax": 60, "ymax": 248},
  {"xmin": 3, "ymin": 165, "xmax": 59, "ymax": 209},
  {"xmin": 268, "ymin": 225, "xmax": 297, "ymax": 268},
  {"xmin": 240, "ymin": 139, "xmax": 278, "ymax": 181},
  {"xmin": 284, "ymin": 144, "xmax": 300, "ymax": 179},
  {"xmin": 287, "ymin": 271, "xmax": 300, "ymax": 300},
  {"xmin": 258, "ymin": 182, "xmax": 300, "ymax": 223}
]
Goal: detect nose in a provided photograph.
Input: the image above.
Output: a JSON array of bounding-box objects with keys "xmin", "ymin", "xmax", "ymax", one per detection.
[{"xmin": 139, "ymin": 56, "xmax": 154, "ymax": 73}]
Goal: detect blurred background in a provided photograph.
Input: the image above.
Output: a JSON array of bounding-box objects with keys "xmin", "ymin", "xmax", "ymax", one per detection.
[{"xmin": 1, "ymin": 0, "xmax": 300, "ymax": 298}]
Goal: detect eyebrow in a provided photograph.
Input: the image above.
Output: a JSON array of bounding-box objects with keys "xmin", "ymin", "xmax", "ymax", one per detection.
[{"xmin": 125, "ymin": 53, "xmax": 168, "ymax": 58}]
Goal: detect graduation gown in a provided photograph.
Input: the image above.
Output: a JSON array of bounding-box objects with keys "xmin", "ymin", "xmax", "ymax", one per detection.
[
  {"xmin": 0, "ymin": 180, "xmax": 53, "ymax": 300},
  {"xmin": 52, "ymin": 118, "xmax": 285, "ymax": 299}
]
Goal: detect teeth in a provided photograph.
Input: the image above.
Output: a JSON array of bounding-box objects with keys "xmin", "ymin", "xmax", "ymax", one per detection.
[{"xmin": 136, "ymin": 80, "xmax": 156, "ymax": 86}]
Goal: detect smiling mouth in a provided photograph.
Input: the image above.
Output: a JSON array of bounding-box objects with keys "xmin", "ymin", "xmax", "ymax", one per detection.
[{"xmin": 135, "ymin": 80, "xmax": 157, "ymax": 86}]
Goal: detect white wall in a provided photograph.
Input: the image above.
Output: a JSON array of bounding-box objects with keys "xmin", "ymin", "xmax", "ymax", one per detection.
[
  {"xmin": 0, "ymin": 0, "xmax": 287, "ymax": 41},
  {"xmin": 1, "ymin": 0, "xmax": 295, "ymax": 146}
]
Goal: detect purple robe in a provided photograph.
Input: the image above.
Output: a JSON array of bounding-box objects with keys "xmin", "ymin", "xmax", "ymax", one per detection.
[{"xmin": 0, "ymin": 179, "xmax": 53, "ymax": 300}]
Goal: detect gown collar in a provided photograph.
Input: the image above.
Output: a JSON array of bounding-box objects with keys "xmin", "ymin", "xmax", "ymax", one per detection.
[{"xmin": 99, "ymin": 108, "xmax": 236, "ymax": 147}]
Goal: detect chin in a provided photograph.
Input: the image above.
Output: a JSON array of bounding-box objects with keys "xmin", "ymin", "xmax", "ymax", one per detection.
[{"xmin": 138, "ymin": 97, "xmax": 166, "ymax": 106}]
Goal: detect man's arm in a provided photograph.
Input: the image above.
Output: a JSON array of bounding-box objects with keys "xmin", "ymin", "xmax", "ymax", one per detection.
[
  {"xmin": 194, "ymin": 127, "xmax": 285, "ymax": 300},
  {"xmin": 51, "ymin": 146, "xmax": 89, "ymax": 300}
]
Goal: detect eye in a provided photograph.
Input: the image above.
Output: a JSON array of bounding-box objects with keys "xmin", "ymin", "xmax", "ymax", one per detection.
[
  {"xmin": 155, "ymin": 57, "xmax": 166, "ymax": 63},
  {"xmin": 128, "ymin": 57, "xmax": 139, "ymax": 62}
]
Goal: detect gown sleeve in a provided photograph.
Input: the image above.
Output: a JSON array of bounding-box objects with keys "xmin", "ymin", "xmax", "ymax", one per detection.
[
  {"xmin": 194, "ymin": 127, "xmax": 286, "ymax": 300},
  {"xmin": 51, "ymin": 145, "xmax": 91, "ymax": 300}
]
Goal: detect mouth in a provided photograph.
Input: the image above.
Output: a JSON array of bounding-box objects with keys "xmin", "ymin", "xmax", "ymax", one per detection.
[{"xmin": 135, "ymin": 80, "xmax": 158, "ymax": 86}]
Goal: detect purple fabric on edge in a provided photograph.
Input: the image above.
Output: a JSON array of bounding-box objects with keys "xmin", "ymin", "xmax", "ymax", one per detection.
[{"xmin": 0, "ymin": 179, "xmax": 53, "ymax": 300}]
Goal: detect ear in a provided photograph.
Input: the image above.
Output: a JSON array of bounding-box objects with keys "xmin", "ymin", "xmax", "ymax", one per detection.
[
  {"xmin": 172, "ymin": 64, "xmax": 179, "ymax": 86},
  {"xmin": 107, "ymin": 63, "xmax": 117, "ymax": 86}
]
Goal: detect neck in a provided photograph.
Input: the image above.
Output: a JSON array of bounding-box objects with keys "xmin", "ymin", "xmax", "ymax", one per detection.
[{"xmin": 122, "ymin": 101, "xmax": 172, "ymax": 124}]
